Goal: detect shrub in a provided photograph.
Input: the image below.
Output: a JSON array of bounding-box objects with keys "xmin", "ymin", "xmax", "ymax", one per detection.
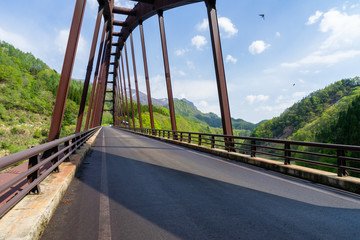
[
  {"xmin": 33, "ymin": 129, "xmax": 42, "ymax": 138},
  {"xmin": 19, "ymin": 116, "xmax": 26, "ymax": 123},
  {"xmin": 11, "ymin": 126, "xmax": 25, "ymax": 134}
]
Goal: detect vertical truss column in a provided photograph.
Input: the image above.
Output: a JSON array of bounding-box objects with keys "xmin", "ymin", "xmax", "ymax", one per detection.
[
  {"xmin": 158, "ymin": 10, "xmax": 177, "ymax": 133},
  {"xmin": 117, "ymin": 61, "xmax": 126, "ymax": 124},
  {"xmin": 120, "ymin": 51, "xmax": 130, "ymax": 125},
  {"xmin": 76, "ymin": 6, "xmax": 103, "ymax": 133},
  {"xmin": 139, "ymin": 21, "xmax": 155, "ymax": 132},
  {"xmin": 48, "ymin": 0, "xmax": 87, "ymax": 141},
  {"xmin": 92, "ymin": 31, "xmax": 110, "ymax": 127},
  {"xmin": 205, "ymin": 0, "xmax": 233, "ymax": 137},
  {"xmin": 124, "ymin": 42, "xmax": 136, "ymax": 128},
  {"xmin": 130, "ymin": 33, "xmax": 143, "ymax": 128},
  {"xmin": 99, "ymin": 39, "xmax": 112, "ymax": 125},
  {"xmin": 85, "ymin": 21, "xmax": 107, "ymax": 130}
]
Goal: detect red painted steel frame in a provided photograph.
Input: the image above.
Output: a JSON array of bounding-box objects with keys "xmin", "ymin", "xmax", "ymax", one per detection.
[
  {"xmin": 124, "ymin": 42, "xmax": 136, "ymax": 128},
  {"xmin": 139, "ymin": 22, "xmax": 155, "ymax": 131},
  {"xmin": 130, "ymin": 33, "xmax": 143, "ymax": 128},
  {"xmin": 85, "ymin": 22, "xmax": 107, "ymax": 130},
  {"xmin": 76, "ymin": 7, "xmax": 103, "ymax": 133},
  {"xmin": 158, "ymin": 10, "xmax": 177, "ymax": 132},
  {"xmin": 48, "ymin": 0, "xmax": 87, "ymax": 141}
]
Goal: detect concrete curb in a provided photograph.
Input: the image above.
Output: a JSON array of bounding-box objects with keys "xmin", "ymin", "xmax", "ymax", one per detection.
[
  {"xmin": 0, "ymin": 127, "xmax": 102, "ymax": 240},
  {"xmin": 125, "ymin": 129, "xmax": 360, "ymax": 194}
]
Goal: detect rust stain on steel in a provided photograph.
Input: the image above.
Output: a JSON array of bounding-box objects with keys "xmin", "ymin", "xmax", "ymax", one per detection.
[
  {"xmin": 139, "ymin": 22, "xmax": 155, "ymax": 131},
  {"xmin": 85, "ymin": 23, "xmax": 107, "ymax": 130},
  {"xmin": 130, "ymin": 33, "xmax": 143, "ymax": 128},
  {"xmin": 48, "ymin": 0, "xmax": 87, "ymax": 141},
  {"xmin": 158, "ymin": 10, "xmax": 177, "ymax": 132},
  {"xmin": 76, "ymin": 7, "xmax": 104, "ymax": 133}
]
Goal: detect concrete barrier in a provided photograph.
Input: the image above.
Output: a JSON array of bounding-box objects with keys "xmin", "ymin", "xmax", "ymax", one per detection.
[{"xmin": 0, "ymin": 128, "xmax": 102, "ymax": 240}]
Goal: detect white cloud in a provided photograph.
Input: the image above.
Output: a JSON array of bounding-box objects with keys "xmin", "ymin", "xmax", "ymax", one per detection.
[
  {"xmin": 281, "ymin": 50, "xmax": 360, "ymax": 67},
  {"xmin": 175, "ymin": 48, "xmax": 188, "ymax": 56},
  {"xmin": 55, "ymin": 29, "xmax": 87, "ymax": 54},
  {"xmin": 292, "ymin": 91, "xmax": 307, "ymax": 99},
  {"xmin": 196, "ymin": 17, "xmax": 238, "ymax": 38},
  {"xmin": 0, "ymin": 27, "xmax": 35, "ymax": 53},
  {"xmin": 282, "ymin": 10, "xmax": 360, "ymax": 69},
  {"xmin": 191, "ymin": 35, "xmax": 207, "ymax": 50},
  {"xmin": 246, "ymin": 94, "xmax": 269, "ymax": 104},
  {"xmin": 88, "ymin": 0, "xmax": 98, "ymax": 9},
  {"xmin": 275, "ymin": 32, "xmax": 281, "ymax": 38},
  {"xmin": 225, "ymin": 54, "xmax": 237, "ymax": 64},
  {"xmin": 319, "ymin": 10, "xmax": 360, "ymax": 50},
  {"xmin": 186, "ymin": 61, "xmax": 195, "ymax": 69},
  {"xmin": 114, "ymin": 0, "xmax": 134, "ymax": 8},
  {"xmin": 248, "ymin": 40, "xmax": 270, "ymax": 55},
  {"xmin": 306, "ymin": 11, "xmax": 323, "ymax": 25},
  {"xmin": 218, "ymin": 17, "xmax": 238, "ymax": 38},
  {"xmin": 196, "ymin": 19, "xmax": 208, "ymax": 31}
]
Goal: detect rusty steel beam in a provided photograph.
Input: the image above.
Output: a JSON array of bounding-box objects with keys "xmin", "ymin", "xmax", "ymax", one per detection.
[
  {"xmin": 75, "ymin": 7, "xmax": 103, "ymax": 133},
  {"xmin": 120, "ymin": 51, "xmax": 130, "ymax": 124},
  {"xmin": 158, "ymin": 10, "xmax": 177, "ymax": 132},
  {"xmin": 115, "ymin": 0, "xmax": 203, "ymax": 50},
  {"xmin": 205, "ymin": 0, "xmax": 233, "ymax": 137},
  {"xmin": 85, "ymin": 21, "xmax": 107, "ymax": 130},
  {"xmin": 130, "ymin": 33, "xmax": 143, "ymax": 128},
  {"xmin": 48, "ymin": 0, "xmax": 87, "ymax": 141},
  {"xmin": 124, "ymin": 42, "xmax": 136, "ymax": 128},
  {"xmin": 139, "ymin": 22, "xmax": 155, "ymax": 131},
  {"xmin": 91, "ymin": 31, "xmax": 110, "ymax": 127},
  {"xmin": 99, "ymin": 41, "xmax": 112, "ymax": 125},
  {"xmin": 113, "ymin": 20, "xmax": 126, "ymax": 27},
  {"xmin": 113, "ymin": 6, "xmax": 134, "ymax": 15},
  {"xmin": 117, "ymin": 61, "xmax": 126, "ymax": 124}
]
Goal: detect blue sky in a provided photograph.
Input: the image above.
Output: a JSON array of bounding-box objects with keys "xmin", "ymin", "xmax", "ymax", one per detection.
[{"xmin": 1, "ymin": 0, "xmax": 360, "ymax": 123}]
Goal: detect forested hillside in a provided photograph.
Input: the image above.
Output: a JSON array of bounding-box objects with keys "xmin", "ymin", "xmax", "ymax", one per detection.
[
  {"xmin": 0, "ymin": 41, "xmax": 90, "ymax": 157},
  {"xmin": 252, "ymin": 78, "xmax": 360, "ymax": 142}
]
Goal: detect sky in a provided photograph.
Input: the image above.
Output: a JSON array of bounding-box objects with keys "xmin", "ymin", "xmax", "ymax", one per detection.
[{"xmin": 1, "ymin": 0, "xmax": 360, "ymax": 123}]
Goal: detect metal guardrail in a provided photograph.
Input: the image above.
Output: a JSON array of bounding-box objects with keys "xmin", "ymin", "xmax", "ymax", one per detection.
[
  {"xmin": 0, "ymin": 127, "xmax": 100, "ymax": 218},
  {"xmin": 119, "ymin": 127, "xmax": 360, "ymax": 178}
]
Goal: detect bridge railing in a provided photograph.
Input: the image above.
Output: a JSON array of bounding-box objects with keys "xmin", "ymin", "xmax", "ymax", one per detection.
[
  {"xmin": 0, "ymin": 127, "xmax": 100, "ymax": 217},
  {"xmin": 119, "ymin": 127, "xmax": 360, "ymax": 178}
]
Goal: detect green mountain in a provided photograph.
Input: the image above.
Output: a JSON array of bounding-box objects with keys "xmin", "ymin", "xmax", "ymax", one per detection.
[
  {"xmin": 172, "ymin": 99, "xmax": 259, "ymax": 135},
  {"xmin": 252, "ymin": 78, "xmax": 360, "ymax": 142},
  {"xmin": 0, "ymin": 41, "xmax": 96, "ymax": 157}
]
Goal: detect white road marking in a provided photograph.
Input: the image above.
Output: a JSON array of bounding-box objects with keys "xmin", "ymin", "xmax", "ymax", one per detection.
[{"xmin": 98, "ymin": 131, "xmax": 112, "ymax": 240}]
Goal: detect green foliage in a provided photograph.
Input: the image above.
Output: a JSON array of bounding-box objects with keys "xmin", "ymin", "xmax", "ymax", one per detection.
[{"xmin": 252, "ymin": 78, "xmax": 360, "ymax": 139}]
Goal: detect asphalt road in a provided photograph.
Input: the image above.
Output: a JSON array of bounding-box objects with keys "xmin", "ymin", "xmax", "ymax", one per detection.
[{"xmin": 42, "ymin": 127, "xmax": 360, "ymax": 240}]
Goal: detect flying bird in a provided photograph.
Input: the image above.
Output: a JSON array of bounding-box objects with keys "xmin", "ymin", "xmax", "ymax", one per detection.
[
  {"xmin": 293, "ymin": 83, "xmax": 296, "ymax": 86},
  {"xmin": 259, "ymin": 14, "xmax": 265, "ymax": 20}
]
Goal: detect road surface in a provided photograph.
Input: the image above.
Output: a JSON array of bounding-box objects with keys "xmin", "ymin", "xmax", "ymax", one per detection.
[{"xmin": 42, "ymin": 127, "xmax": 360, "ymax": 240}]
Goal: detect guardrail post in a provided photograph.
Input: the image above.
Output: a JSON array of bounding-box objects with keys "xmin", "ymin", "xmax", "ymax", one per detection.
[
  {"xmin": 167, "ymin": 131, "xmax": 170, "ymax": 139},
  {"xmin": 51, "ymin": 146, "xmax": 60, "ymax": 173},
  {"xmin": 188, "ymin": 133, "xmax": 191, "ymax": 143},
  {"xmin": 64, "ymin": 140, "xmax": 70, "ymax": 162},
  {"xmin": 251, "ymin": 140, "xmax": 256, "ymax": 157},
  {"xmin": 180, "ymin": 132, "xmax": 183, "ymax": 142},
  {"xmin": 211, "ymin": 135, "xmax": 215, "ymax": 148},
  {"xmin": 198, "ymin": 134, "xmax": 202, "ymax": 146},
  {"xmin": 284, "ymin": 143, "xmax": 291, "ymax": 165},
  {"xmin": 28, "ymin": 154, "xmax": 41, "ymax": 194},
  {"xmin": 337, "ymin": 149, "xmax": 346, "ymax": 177}
]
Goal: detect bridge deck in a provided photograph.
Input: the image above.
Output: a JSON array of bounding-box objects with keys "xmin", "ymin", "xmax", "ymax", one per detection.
[{"xmin": 42, "ymin": 127, "xmax": 360, "ymax": 240}]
